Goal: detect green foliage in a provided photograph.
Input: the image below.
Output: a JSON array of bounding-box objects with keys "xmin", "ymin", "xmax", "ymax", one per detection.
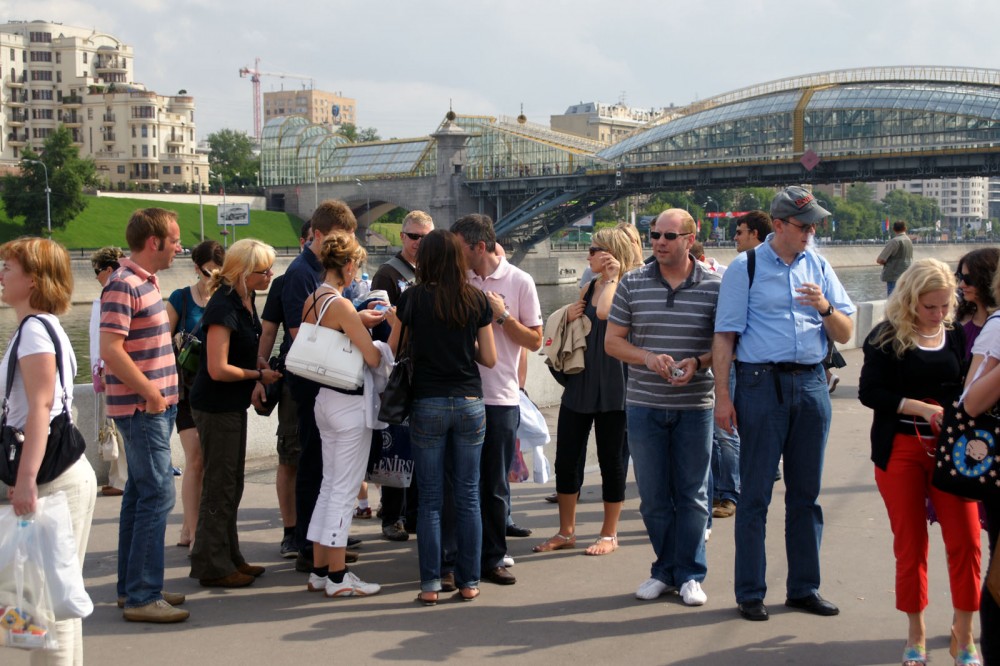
[
  {"xmin": 335, "ymin": 123, "xmax": 381, "ymax": 143},
  {"xmin": 0, "ymin": 195, "xmax": 302, "ymax": 250},
  {"xmin": 1, "ymin": 126, "xmax": 97, "ymax": 235},
  {"xmin": 207, "ymin": 129, "xmax": 260, "ymax": 192}
]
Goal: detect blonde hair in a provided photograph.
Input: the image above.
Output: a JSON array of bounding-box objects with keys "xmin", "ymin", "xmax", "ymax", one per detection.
[
  {"xmin": 208, "ymin": 238, "xmax": 276, "ymax": 295},
  {"xmin": 871, "ymin": 258, "xmax": 956, "ymax": 358},
  {"xmin": 657, "ymin": 208, "xmax": 697, "ymax": 235},
  {"xmin": 0, "ymin": 237, "xmax": 73, "ymax": 314},
  {"xmin": 402, "ymin": 210, "xmax": 433, "ymax": 230},
  {"xmin": 615, "ymin": 222, "xmax": 643, "ymax": 269},
  {"xmin": 591, "ymin": 228, "xmax": 637, "ymax": 281}
]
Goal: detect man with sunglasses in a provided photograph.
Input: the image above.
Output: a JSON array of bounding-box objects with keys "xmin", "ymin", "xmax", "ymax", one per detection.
[
  {"xmin": 713, "ymin": 186, "xmax": 855, "ymax": 622},
  {"xmin": 370, "ymin": 210, "xmax": 434, "ymax": 542},
  {"xmin": 606, "ymin": 208, "xmax": 721, "ymax": 608},
  {"xmin": 876, "ymin": 220, "xmax": 913, "ymax": 296}
]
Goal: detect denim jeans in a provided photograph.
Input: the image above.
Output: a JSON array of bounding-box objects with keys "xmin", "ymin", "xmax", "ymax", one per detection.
[
  {"xmin": 115, "ymin": 406, "xmax": 177, "ymax": 607},
  {"xmin": 410, "ymin": 397, "xmax": 485, "ymax": 591},
  {"xmin": 481, "ymin": 405, "xmax": 519, "ymax": 570},
  {"xmin": 733, "ymin": 362, "xmax": 830, "ymax": 603},
  {"xmin": 709, "ymin": 365, "xmax": 741, "ymax": 512},
  {"xmin": 626, "ymin": 404, "xmax": 712, "ymax": 587}
]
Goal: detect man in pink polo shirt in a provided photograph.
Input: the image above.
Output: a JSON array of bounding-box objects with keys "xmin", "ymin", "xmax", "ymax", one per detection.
[{"xmin": 452, "ymin": 214, "xmax": 543, "ymax": 586}]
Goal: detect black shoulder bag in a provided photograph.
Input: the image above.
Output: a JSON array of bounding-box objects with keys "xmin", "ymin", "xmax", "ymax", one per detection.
[
  {"xmin": 0, "ymin": 316, "xmax": 87, "ymax": 486},
  {"xmin": 377, "ymin": 295, "xmax": 413, "ymax": 425}
]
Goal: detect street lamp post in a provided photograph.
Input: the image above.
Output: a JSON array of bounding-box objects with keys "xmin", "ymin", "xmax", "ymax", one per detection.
[
  {"xmin": 704, "ymin": 196, "xmax": 719, "ymax": 240},
  {"xmin": 23, "ymin": 159, "xmax": 51, "ymax": 234}
]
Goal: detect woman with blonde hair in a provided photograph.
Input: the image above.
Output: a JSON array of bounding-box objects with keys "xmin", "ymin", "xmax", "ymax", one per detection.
[
  {"xmin": 166, "ymin": 239, "xmax": 224, "ymax": 549},
  {"xmin": 188, "ymin": 239, "xmax": 282, "ymax": 588},
  {"xmin": 303, "ymin": 231, "xmax": 389, "ymax": 598},
  {"xmin": 859, "ymin": 258, "xmax": 982, "ymax": 666},
  {"xmin": 2, "ymin": 237, "xmax": 97, "ymax": 665},
  {"xmin": 534, "ymin": 227, "xmax": 637, "ymax": 557}
]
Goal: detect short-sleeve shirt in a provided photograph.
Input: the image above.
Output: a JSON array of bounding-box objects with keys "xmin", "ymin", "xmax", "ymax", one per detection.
[
  {"xmin": 609, "ymin": 259, "xmax": 721, "ymax": 410},
  {"xmin": 0, "ymin": 315, "xmax": 76, "ymax": 428},
  {"xmin": 188, "ymin": 286, "xmax": 263, "ymax": 413},
  {"xmin": 398, "ymin": 285, "xmax": 492, "ymax": 399},
  {"xmin": 261, "ymin": 274, "xmax": 291, "ymax": 357},
  {"xmin": 468, "ymin": 257, "xmax": 543, "ymax": 407},
  {"xmin": 281, "ymin": 247, "xmax": 323, "ymax": 332},
  {"xmin": 714, "ymin": 236, "xmax": 856, "ymax": 365},
  {"xmin": 371, "ymin": 252, "xmax": 415, "ymax": 305},
  {"xmin": 100, "ymin": 257, "xmax": 178, "ymax": 417},
  {"xmin": 167, "ymin": 286, "xmax": 205, "ymax": 335},
  {"xmin": 878, "ymin": 233, "xmax": 913, "ymax": 283}
]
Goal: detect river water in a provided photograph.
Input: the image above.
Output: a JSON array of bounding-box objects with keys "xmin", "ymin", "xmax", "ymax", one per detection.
[{"xmin": 0, "ymin": 265, "xmax": 887, "ymax": 384}]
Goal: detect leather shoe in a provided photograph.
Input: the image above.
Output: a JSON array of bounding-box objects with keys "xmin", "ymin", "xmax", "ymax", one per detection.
[
  {"xmin": 346, "ymin": 550, "xmax": 359, "ymax": 563},
  {"xmin": 738, "ymin": 599, "xmax": 769, "ymax": 621},
  {"xmin": 483, "ymin": 566, "xmax": 517, "ymax": 585},
  {"xmin": 199, "ymin": 571, "xmax": 255, "ymax": 588},
  {"xmin": 118, "ymin": 591, "xmax": 185, "ymax": 609},
  {"xmin": 506, "ymin": 524, "xmax": 532, "ymax": 538},
  {"xmin": 785, "ymin": 592, "xmax": 839, "ymax": 616},
  {"xmin": 440, "ymin": 572, "xmax": 457, "ymax": 592},
  {"xmin": 238, "ymin": 563, "xmax": 265, "ymax": 577},
  {"xmin": 101, "ymin": 485, "xmax": 123, "ymax": 497}
]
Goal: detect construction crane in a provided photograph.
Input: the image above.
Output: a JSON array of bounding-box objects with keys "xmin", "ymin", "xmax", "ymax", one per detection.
[{"xmin": 239, "ymin": 57, "xmax": 314, "ymax": 142}]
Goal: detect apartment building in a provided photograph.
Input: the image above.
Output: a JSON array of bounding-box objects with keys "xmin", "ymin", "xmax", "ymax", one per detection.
[
  {"xmin": 263, "ymin": 88, "xmax": 356, "ymax": 129},
  {"xmin": 0, "ymin": 19, "xmax": 208, "ymax": 190},
  {"xmin": 873, "ymin": 178, "xmax": 989, "ymax": 233},
  {"xmin": 550, "ymin": 101, "xmax": 658, "ymax": 145}
]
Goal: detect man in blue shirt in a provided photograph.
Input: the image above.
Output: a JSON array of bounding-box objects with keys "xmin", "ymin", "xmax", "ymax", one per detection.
[{"xmin": 712, "ymin": 187, "xmax": 855, "ymax": 622}]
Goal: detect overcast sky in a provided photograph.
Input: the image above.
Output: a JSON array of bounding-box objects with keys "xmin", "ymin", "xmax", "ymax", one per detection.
[{"xmin": 6, "ymin": 0, "xmax": 998, "ymax": 142}]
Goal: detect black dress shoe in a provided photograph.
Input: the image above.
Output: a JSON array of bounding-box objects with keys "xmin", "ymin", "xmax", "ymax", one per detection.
[
  {"xmin": 506, "ymin": 524, "xmax": 533, "ymax": 538},
  {"xmin": 738, "ymin": 599, "xmax": 769, "ymax": 621},
  {"xmin": 483, "ymin": 566, "xmax": 517, "ymax": 585},
  {"xmin": 785, "ymin": 593, "xmax": 839, "ymax": 616},
  {"xmin": 347, "ymin": 536, "xmax": 362, "ymax": 548}
]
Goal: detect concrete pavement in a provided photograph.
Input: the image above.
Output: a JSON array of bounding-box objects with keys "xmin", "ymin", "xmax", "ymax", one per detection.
[{"xmin": 4, "ymin": 348, "xmax": 989, "ymax": 665}]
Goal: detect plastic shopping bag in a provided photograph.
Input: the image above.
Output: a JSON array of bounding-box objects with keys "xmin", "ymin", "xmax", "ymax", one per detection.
[
  {"xmin": 508, "ymin": 439, "xmax": 529, "ymax": 483},
  {"xmin": 516, "ymin": 390, "xmax": 550, "ymax": 449}
]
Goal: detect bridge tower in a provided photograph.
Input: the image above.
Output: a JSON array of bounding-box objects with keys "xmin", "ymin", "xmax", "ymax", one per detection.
[{"xmin": 429, "ymin": 113, "xmax": 472, "ymax": 227}]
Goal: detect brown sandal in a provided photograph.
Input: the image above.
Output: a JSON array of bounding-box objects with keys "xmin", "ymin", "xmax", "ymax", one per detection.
[{"xmin": 532, "ymin": 533, "xmax": 576, "ymax": 552}]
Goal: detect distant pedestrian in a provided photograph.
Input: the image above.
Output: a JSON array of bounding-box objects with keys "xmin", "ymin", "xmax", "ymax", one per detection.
[{"xmin": 877, "ymin": 221, "xmax": 913, "ymax": 296}]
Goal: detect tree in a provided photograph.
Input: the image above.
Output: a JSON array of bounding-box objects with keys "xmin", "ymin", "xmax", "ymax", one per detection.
[
  {"xmin": 1, "ymin": 126, "xmax": 97, "ymax": 235},
  {"xmin": 207, "ymin": 129, "xmax": 260, "ymax": 192},
  {"xmin": 335, "ymin": 123, "xmax": 381, "ymax": 143}
]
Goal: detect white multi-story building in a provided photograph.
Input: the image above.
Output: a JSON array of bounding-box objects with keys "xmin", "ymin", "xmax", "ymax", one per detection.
[
  {"xmin": 873, "ymin": 178, "xmax": 989, "ymax": 233},
  {"xmin": 550, "ymin": 102, "xmax": 659, "ymax": 145},
  {"xmin": 0, "ymin": 19, "xmax": 208, "ymax": 191}
]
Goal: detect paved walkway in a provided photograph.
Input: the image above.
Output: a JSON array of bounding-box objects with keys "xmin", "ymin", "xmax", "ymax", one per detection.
[{"xmin": 5, "ymin": 349, "xmax": 989, "ymax": 665}]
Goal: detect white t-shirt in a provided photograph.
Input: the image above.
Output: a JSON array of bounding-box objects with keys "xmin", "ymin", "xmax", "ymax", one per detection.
[{"xmin": 0, "ymin": 314, "xmax": 77, "ymax": 429}]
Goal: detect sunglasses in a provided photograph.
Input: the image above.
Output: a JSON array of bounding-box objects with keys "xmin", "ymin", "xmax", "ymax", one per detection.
[
  {"xmin": 402, "ymin": 232, "xmax": 427, "ymax": 241},
  {"xmin": 649, "ymin": 231, "xmax": 693, "ymax": 241},
  {"xmin": 956, "ymin": 272, "xmax": 972, "ymax": 284},
  {"xmin": 588, "ymin": 246, "xmax": 607, "ymax": 256},
  {"xmin": 784, "ymin": 219, "xmax": 817, "ymax": 234}
]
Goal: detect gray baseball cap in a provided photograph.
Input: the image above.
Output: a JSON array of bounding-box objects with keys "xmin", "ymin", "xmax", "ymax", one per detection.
[{"xmin": 770, "ymin": 186, "xmax": 831, "ymax": 225}]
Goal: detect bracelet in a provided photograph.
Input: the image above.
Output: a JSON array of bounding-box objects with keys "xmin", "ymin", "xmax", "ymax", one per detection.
[
  {"xmin": 643, "ymin": 351, "xmax": 652, "ymax": 367},
  {"xmin": 694, "ymin": 356, "xmax": 702, "ymax": 371}
]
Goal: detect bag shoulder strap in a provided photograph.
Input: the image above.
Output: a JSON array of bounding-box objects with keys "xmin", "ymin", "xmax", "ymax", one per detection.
[
  {"xmin": 386, "ymin": 256, "xmax": 416, "ymax": 284},
  {"xmin": 3, "ymin": 315, "xmax": 70, "ymax": 424},
  {"xmin": 583, "ymin": 277, "xmax": 598, "ymax": 305},
  {"xmin": 747, "ymin": 247, "xmax": 756, "ymax": 290}
]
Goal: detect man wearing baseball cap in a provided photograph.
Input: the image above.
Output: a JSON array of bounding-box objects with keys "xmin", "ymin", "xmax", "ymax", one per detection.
[{"xmin": 711, "ymin": 186, "xmax": 855, "ymax": 622}]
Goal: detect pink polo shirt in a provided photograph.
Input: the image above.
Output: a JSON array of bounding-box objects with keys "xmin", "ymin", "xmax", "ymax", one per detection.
[{"xmin": 469, "ymin": 257, "xmax": 543, "ymax": 406}]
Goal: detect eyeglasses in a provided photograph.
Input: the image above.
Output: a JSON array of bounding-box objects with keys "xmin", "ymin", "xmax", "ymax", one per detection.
[
  {"xmin": 649, "ymin": 231, "xmax": 692, "ymax": 241},
  {"xmin": 956, "ymin": 272, "xmax": 972, "ymax": 284},
  {"xmin": 783, "ymin": 219, "xmax": 817, "ymax": 234},
  {"xmin": 402, "ymin": 232, "xmax": 427, "ymax": 241},
  {"xmin": 251, "ymin": 266, "xmax": 274, "ymax": 276},
  {"xmin": 94, "ymin": 263, "xmax": 118, "ymax": 275},
  {"xmin": 588, "ymin": 246, "xmax": 607, "ymax": 256}
]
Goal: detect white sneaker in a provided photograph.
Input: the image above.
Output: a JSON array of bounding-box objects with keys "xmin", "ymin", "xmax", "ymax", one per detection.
[
  {"xmin": 828, "ymin": 374, "xmax": 840, "ymax": 393},
  {"xmin": 502, "ymin": 554, "xmax": 515, "ymax": 568},
  {"xmin": 705, "ymin": 528, "xmax": 712, "ymax": 542},
  {"xmin": 680, "ymin": 579, "xmax": 707, "ymax": 606},
  {"xmin": 324, "ymin": 571, "xmax": 380, "ymax": 597},
  {"xmin": 307, "ymin": 573, "xmax": 326, "ymax": 592},
  {"xmin": 635, "ymin": 577, "xmax": 675, "ymax": 600}
]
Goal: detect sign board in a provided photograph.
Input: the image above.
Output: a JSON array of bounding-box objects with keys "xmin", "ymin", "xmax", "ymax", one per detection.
[{"xmin": 217, "ymin": 203, "xmax": 250, "ymax": 226}]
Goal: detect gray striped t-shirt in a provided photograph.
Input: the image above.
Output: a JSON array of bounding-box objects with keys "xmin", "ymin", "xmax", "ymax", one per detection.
[{"xmin": 609, "ymin": 260, "xmax": 721, "ymax": 410}]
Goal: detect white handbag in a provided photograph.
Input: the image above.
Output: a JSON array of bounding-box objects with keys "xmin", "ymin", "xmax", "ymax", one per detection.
[{"xmin": 285, "ymin": 292, "xmax": 365, "ymax": 391}]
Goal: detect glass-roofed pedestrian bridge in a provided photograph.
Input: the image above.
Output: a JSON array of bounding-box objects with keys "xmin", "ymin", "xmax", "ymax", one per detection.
[{"xmin": 262, "ymin": 66, "xmax": 1000, "ymax": 253}]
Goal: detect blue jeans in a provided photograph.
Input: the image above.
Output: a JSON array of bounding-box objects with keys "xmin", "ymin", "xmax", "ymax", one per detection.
[
  {"xmin": 481, "ymin": 405, "xmax": 518, "ymax": 570},
  {"xmin": 710, "ymin": 366, "xmax": 741, "ymax": 512},
  {"xmin": 733, "ymin": 362, "xmax": 831, "ymax": 603},
  {"xmin": 115, "ymin": 406, "xmax": 177, "ymax": 607},
  {"xmin": 886, "ymin": 281, "xmax": 896, "ymax": 296},
  {"xmin": 410, "ymin": 397, "xmax": 486, "ymax": 591},
  {"xmin": 626, "ymin": 404, "xmax": 712, "ymax": 586}
]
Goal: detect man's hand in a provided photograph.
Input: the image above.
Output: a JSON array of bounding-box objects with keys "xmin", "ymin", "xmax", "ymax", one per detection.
[
  {"xmin": 715, "ymin": 395, "xmax": 738, "ymax": 434},
  {"xmin": 485, "ymin": 291, "xmax": 507, "ymax": 319},
  {"xmin": 144, "ymin": 391, "xmax": 168, "ymax": 415},
  {"xmin": 645, "ymin": 352, "xmax": 676, "ymax": 380},
  {"xmin": 667, "ymin": 357, "xmax": 698, "ymax": 386}
]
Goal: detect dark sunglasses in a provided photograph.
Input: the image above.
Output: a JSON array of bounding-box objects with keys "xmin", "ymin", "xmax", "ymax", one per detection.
[
  {"xmin": 200, "ymin": 267, "xmax": 212, "ymax": 278},
  {"xmin": 649, "ymin": 231, "xmax": 693, "ymax": 241},
  {"xmin": 956, "ymin": 272, "xmax": 972, "ymax": 284},
  {"xmin": 95, "ymin": 262, "xmax": 119, "ymax": 275},
  {"xmin": 588, "ymin": 246, "xmax": 607, "ymax": 256},
  {"xmin": 402, "ymin": 232, "xmax": 427, "ymax": 241}
]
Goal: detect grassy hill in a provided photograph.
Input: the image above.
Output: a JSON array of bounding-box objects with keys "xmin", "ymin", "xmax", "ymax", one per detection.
[{"xmin": 0, "ymin": 195, "xmax": 303, "ymax": 250}]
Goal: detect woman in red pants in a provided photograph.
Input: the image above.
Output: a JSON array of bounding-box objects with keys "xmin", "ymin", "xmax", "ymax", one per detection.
[{"xmin": 859, "ymin": 259, "xmax": 982, "ymax": 666}]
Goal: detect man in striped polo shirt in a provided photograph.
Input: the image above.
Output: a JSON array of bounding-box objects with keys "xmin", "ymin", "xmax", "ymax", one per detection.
[
  {"xmin": 606, "ymin": 208, "xmax": 721, "ymax": 608},
  {"xmin": 100, "ymin": 208, "xmax": 189, "ymax": 623}
]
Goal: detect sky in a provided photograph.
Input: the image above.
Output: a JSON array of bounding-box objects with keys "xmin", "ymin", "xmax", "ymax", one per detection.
[{"xmin": 5, "ymin": 0, "xmax": 998, "ymax": 142}]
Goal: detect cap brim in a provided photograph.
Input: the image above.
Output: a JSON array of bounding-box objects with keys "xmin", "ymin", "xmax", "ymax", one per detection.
[{"xmin": 795, "ymin": 205, "xmax": 831, "ymax": 225}]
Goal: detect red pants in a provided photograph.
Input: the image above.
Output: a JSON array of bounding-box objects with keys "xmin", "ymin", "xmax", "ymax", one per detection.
[{"xmin": 875, "ymin": 433, "xmax": 981, "ymax": 613}]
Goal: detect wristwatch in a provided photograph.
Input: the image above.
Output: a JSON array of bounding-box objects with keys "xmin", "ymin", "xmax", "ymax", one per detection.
[
  {"xmin": 820, "ymin": 304, "xmax": 834, "ymax": 317},
  {"xmin": 496, "ymin": 310, "xmax": 511, "ymax": 326}
]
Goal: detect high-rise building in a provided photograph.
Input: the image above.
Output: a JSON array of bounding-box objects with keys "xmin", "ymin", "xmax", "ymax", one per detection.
[
  {"xmin": 0, "ymin": 19, "xmax": 208, "ymax": 191},
  {"xmin": 872, "ymin": 178, "xmax": 989, "ymax": 233},
  {"xmin": 263, "ymin": 89, "xmax": 356, "ymax": 129},
  {"xmin": 550, "ymin": 102, "xmax": 659, "ymax": 145}
]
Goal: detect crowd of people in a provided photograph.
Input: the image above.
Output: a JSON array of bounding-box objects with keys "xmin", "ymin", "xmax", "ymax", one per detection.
[{"xmin": 1, "ymin": 186, "xmax": 997, "ymax": 665}]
